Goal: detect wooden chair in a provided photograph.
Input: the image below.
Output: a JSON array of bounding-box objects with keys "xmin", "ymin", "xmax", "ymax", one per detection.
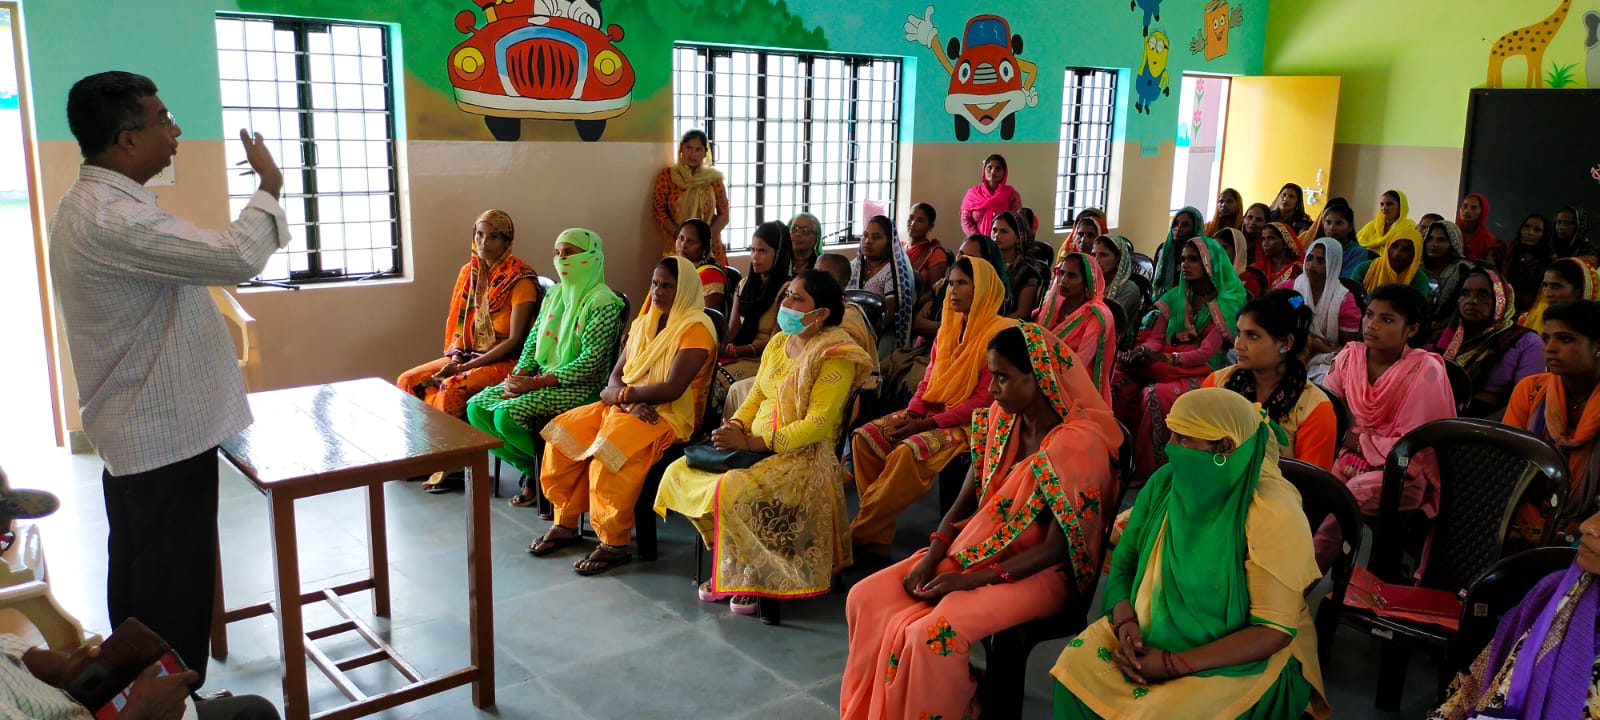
[{"xmin": 1280, "ymin": 458, "xmax": 1363, "ymax": 664}]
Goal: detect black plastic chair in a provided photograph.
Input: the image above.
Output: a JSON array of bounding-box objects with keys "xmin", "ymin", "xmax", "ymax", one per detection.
[
  {"xmin": 978, "ymin": 421, "xmax": 1134, "ymax": 720},
  {"xmin": 1280, "ymin": 458, "xmax": 1363, "ymax": 665},
  {"xmin": 1339, "ymin": 277, "xmax": 1368, "ymax": 311},
  {"xmin": 1444, "ymin": 360, "xmax": 1472, "ymax": 415},
  {"xmin": 1127, "ymin": 274, "xmax": 1155, "ymax": 322},
  {"xmin": 844, "ymin": 289, "xmax": 887, "ymax": 332},
  {"xmin": 1314, "ymin": 383, "xmax": 1353, "ymax": 453},
  {"xmin": 1106, "ymin": 301, "xmax": 1130, "ymax": 353},
  {"xmin": 1346, "ymin": 417, "xmax": 1568, "ymax": 710},
  {"xmin": 721, "ymin": 265, "xmax": 742, "ymax": 316},
  {"xmin": 1131, "ymin": 252, "xmax": 1154, "ymax": 281},
  {"xmin": 1446, "ymin": 546, "xmax": 1577, "ymax": 680}
]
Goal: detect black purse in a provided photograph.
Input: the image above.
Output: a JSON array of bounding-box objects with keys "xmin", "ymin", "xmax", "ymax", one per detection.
[{"xmin": 683, "ymin": 441, "xmax": 772, "ymax": 473}]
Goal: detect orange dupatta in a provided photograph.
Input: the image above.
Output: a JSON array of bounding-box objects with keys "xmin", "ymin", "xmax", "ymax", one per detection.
[
  {"xmin": 444, "ymin": 210, "xmax": 537, "ymax": 354},
  {"xmin": 924, "ymin": 257, "xmax": 1018, "ymax": 407}
]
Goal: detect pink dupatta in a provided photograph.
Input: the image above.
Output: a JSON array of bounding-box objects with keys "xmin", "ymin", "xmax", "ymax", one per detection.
[
  {"xmin": 960, "ymin": 156, "xmax": 1022, "ymax": 236},
  {"xmin": 1325, "ymin": 343, "xmax": 1455, "ymax": 514},
  {"xmin": 1038, "ymin": 252, "xmax": 1115, "ymax": 401}
]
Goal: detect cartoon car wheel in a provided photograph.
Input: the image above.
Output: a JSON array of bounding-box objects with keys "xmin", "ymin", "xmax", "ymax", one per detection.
[
  {"xmin": 485, "ymin": 116, "xmax": 521, "ymax": 142},
  {"xmin": 575, "ymin": 119, "xmax": 607, "ymax": 142},
  {"xmin": 1001, "ymin": 113, "xmax": 1015, "ymax": 141},
  {"xmin": 953, "ymin": 115, "xmax": 970, "ymax": 142}
]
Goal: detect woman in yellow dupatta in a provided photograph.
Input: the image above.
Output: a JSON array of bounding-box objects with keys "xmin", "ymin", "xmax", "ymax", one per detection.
[
  {"xmin": 1355, "ymin": 189, "xmax": 1417, "ymax": 252},
  {"xmin": 851, "ymin": 257, "xmax": 1019, "ymax": 561},
  {"xmin": 842, "ymin": 323, "xmax": 1121, "ymax": 720},
  {"xmin": 1051, "ymin": 388, "xmax": 1330, "ymax": 719},
  {"xmin": 654, "ymin": 269, "xmax": 874, "ymax": 614},
  {"xmin": 652, "ymin": 129, "xmax": 730, "ymax": 263},
  {"xmin": 1355, "ymin": 225, "xmax": 1431, "ymax": 296},
  {"xmin": 1519, "ymin": 257, "xmax": 1600, "ymax": 333},
  {"xmin": 529, "ymin": 256, "xmax": 717, "ymax": 575}
]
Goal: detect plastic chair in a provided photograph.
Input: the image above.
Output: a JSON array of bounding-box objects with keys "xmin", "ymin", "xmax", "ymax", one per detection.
[
  {"xmin": 1131, "ymin": 252, "xmax": 1155, "ymax": 281},
  {"xmin": 210, "ymin": 287, "xmax": 261, "ymax": 391},
  {"xmin": 1106, "ymin": 301, "xmax": 1130, "ymax": 353},
  {"xmin": 1280, "ymin": 458, "xmax": 1363, "ymax": 664},
  {"xmin": 1315, "ymin": 383, "xmax": 1353, "ymax": 452},
  {"xmin": 844, "ymin": 289, "xmax": 887, "ymax": 332},
  {"xmin": 1444, "ymin": 360, "xmax": 1472, "ymax": 415},
  {"xmin": 1446, "ymin": 545, "xmax": 1577, "ymax": 679},
  {"xmin": 978, "ymin": 421, "xmax": 1134, "ymax": 720},
  {"xmin": 721, "ymin": 266, "xmax": 742, "ymax": 316},
  {"xmin": 1339, "ymin": 277, "xmax": 1368, "ymax": 311},
  {"xmin": 0, "ymin": 523, "xmax": 98, "ymax": 651},
  {"xmin": 1347, "ymin": 417, "xmax": 1568, "ymax": 710}
]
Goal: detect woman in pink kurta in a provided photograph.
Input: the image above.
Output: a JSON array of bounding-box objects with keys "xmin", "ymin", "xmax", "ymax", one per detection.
[
  {"xmin": 841, "ymin": 322, "xmax": 1121, "ymax": 720},
  {"xmin": 959, "ymin": 153, "xmax": 1022, "ymax": 237}
]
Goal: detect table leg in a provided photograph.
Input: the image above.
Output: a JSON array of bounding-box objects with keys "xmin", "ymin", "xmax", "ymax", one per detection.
[
  {"xmin": 268, "ymin": 491, "xmax": 310, "ymax": 720},
  {"xmin": 366, "ymin": 483, "xmax": 391, "ymax": 618},
  {"xmin": 210, "ymin": 531, "xmax": 228, "ymax": 660},
  {"xmin": 465, "ymin": 452, "xmax": 495, "ymax": 709}
]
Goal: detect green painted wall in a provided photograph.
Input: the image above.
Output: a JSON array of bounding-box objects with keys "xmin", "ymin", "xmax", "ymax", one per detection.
[{"xmin": 1264, "ymin": 0, "xmax": 1595, "ymax": 148}]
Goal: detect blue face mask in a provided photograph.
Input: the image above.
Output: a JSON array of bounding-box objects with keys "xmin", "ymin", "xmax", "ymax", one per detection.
[{"xmin": 777, "ymin": 306, "xmax": 811, "ymax": 335}]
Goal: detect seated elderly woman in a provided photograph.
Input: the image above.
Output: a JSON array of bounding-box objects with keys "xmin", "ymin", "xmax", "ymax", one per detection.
[
  {"xmin": 1431, "ymin": 267, "xmax": 1543, "ymax": 418},
  {"xmin": 1051, "ymin": 388, "xmax": 1330, "ymax": 720},
  {"xmin": 841, "ymin": 323, "xmax": 1120, "ymax": 720},
  {"xmin": 1431, "ymin": 508, "xmax": 1600, "ymax": 720},
  {"xmin": 396, "ymin": 209, "xmax": 540, "ymax": 420},
  {"xmin": 674, "ymin": 217, "xmax": 725, "ymax": 312},
  {"xmin": 526, "ymin": 257, "xmax": 716, "ymax": 574},
  {"xmin": 654, "ymin": 269, "xmax": 873, "ymax": 615},
  {"xmin": 466, "ymin": 228, "xmax": 625, "ymax": 499}
]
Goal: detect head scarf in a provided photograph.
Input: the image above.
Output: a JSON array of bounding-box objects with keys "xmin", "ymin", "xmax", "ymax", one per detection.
[
  {"xmin": 669, "ymin": 151, "xmax": 725, "ymax": 231},
  {"xmin": 1457, "ymin": 192, "xmax": 1499, "ymax": 263},
  {"xmin": 621, "ymin": 257, "xmax": 715, "ymax": 440},
  {"xmin": 1361, "ymin": 225, "xmax": 1424, "ymax": 294},
  {"xmin": 1476, "ymin": 564, "xmax": 1600, "ymax": 720},
  {"xmin": 1036, "ymin": 253, "xmax": 1115, "ymax": 400},
  {"xmin": 1059, "ymin": 213, "xmax": 1109, "ymax": 262},
  {"xmin": 1293, "ymin": 237, "xmax": 1350, "ymax": 345},
  {"xmin": 1104, "ymin": 388, "xmax": 1318, "ymax": 670},
  {"xmin": 960, "ymin": 154, "xmax": 1022, "ymax": 237},
  {"xmin": 1521, "ymin": 257, "xmax": 1600, "ymax": 333},
  {"xmin": 848, "ymin": 218, "xmax": 917, "ymax": 350},
  {"xmin": 448, "ymin": 209, "xmax": 537, "ymax": 354},
  {"xmin": 1153, "ymin": 206, "xmax": 1206, "ymax": 294},
  {"xmin": 532, "ymin": 228, "xmax": 620, "ymax": 370},
  {"xmin": 1357, "ymin": 190, "xmax": 1417, "ymax": 252},
  {"xmin": 733, "ymin": 225, "xmax": 796, "ymax": 345},
  {"xmin": 1156, "ymin": 237, "xmax": 1247, "ymax": 368},
  {"xmin": 1214, "ymin": 227, "xmax": 1251, "ymax": 277},
  {"xmin": 926, "ymin": 257, "xmax": 1018, "ymax": 407},
  {"xmin": 1100, "ymin": 234, "xmax": 1136, "ymax": 301},
  {"xmin": 1205, "ymin": 188, "xmax": 1243, "ymax": 237},
  {"xmin": 1440, "ymin": 266, "xmax": 1533, "ymax": 387},
  {"xmin": 1430, "ymin": 218, "xmax": 1467, "ymax": 261},
  {"xmin": 1259, "ymin": 220, "xmax": 1306, "ymax": 272},
  {"xmin": 1552, "ymin": 206, "xmax": 1594, "ymax": 259}
]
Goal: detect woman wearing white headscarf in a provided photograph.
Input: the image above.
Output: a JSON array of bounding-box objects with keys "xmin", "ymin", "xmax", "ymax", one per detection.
[{"xmin": 1287, "ymin": 238, "xmax": 1360, "ymax": 381}]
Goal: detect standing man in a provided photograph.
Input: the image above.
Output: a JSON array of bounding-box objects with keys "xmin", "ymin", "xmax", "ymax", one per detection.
[{"xmin": 48, "ymin": 71, "xmax": 287, "ymax": 684}]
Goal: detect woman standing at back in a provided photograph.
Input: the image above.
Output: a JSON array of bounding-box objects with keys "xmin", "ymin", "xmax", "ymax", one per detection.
[
  {"xmin": 959, "ymin": 153, "xmax": 1022, "ymax": 237},
  {"xmin": 652, "ymin": 129, "xmax": 730, "ymax": 264}
]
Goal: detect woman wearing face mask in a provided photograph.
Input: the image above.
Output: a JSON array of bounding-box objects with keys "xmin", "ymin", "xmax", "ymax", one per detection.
[
  {"xmin": 1456, "ymin": 192, "xmax": 1503, "ymax": 268},
  {"xmin": 1501, "ymin": 213, "xmax": 1556, "ymax": 314},
  {"xmin": 722, "ymin": 221, "xmax": 796, "ymax": 384},
  {"xmin": 788, "ymin": 212, "xmax": 822, "ymax": 273},
  {"xmin": 1432, "ymin": 267, "xmax": 1544, "ymax": 419},
  {"xmin": 654, "ymin": 269, "xmax": 874, "ymax": 616},
  {"xmin": 905, "ymin": 203, "xmax": 951, "ymax": 306},
  {"xmin": 1551, "ymin": 206, "xmax": 1596, "ymax": 262},
  {"xmin": 674, "ymin": 217, "xmax": 726, "ymax": 313},
  {"xmin": 960, "ymin": 153, "xmax": 1022, "ymax": 237},
  {"xmin": 1285, "ymin": 238, "xmax": 1360, "ymax": 382},
  {"xmin": 1151, "ymin": 206, "xmax": 1206, "ymax": 297},
  {"xmin": 1521, "ymin": 257, "xmax": 1600, "ymax": 333},
  {"xmin": 652, "ymin": 129, "xmax": 730, "ymax": 263},
  {"xmin": 849, "ymin": 214, "xmax": 916, "ymax": 352},
  {"xmin": 1356, "ymin": 190, "xmax": 1417, "ymax": 253},
  {"xmin": 1268, "ymin": 182, "xmax": 1314, "ymax": 237},
  {"xmin": 468, "ymin": 228, "xmax": 625, "ymax": 499},
  {"xmin": 1037, "ymin": 252, "xmax": 1117, "ymax": 400},
  {"xmin": 1306, "ymin": 200, "xmax": 1369, "ymax": 279},
  {"xmin": 851, "ymin": 258, "xmax": 1017, "ymax": 564},
  {"xmin": 1253, "ymin": 222, "xmax": 1305, "ymax": 289},
  {"xmin": 1354, "ymin": 226, "xmax": 1430, "ymax": 296},
  {"xmin": 1205, "ymin": 188, "xmax": 1244, "ymax": 238},
  {"xmin": 527, "ymin": 257, "xmax": 716, "ymax": 574}
]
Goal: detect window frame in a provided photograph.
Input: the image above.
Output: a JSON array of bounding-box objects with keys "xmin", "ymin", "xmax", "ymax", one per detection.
[{"xmin": 1054, "ymin": 67, "xmax": 1119, "ymax": 231}]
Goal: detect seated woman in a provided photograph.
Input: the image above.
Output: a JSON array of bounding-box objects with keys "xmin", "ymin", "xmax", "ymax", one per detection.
[
  {"xmin": 1241, "ymin": 202, "xmax": 1271, "ymax": 265},
  {"xmin": 1253, "ymin": 221, "xmax": 1305, "ymax": 289},
  {"xmin": 1066, "ymin": 211, "xmax": 1108, "ymax": 256},
  {"xmin": 721, "ymin": 221, "xmax": 795, "ymax": 385},
  {"xmin": 1418, "ymin": 219, "xmax": 1473, "ymax": 343},
  {"xmin": 959, "ymin": 153, "xmax": 1021, "ymax": 237},
  {"xmin": 1308, "ymin": 200, "xmax": 1369, "ymax": 279},
  {"xmin": 993, "ymin": 211, "xmax": 1045, "ymax": 320},
  {"xmin": 1269, "ymin": 182, "xmax": 1315, "ymax": 237},
  {"xmin": 1288, "ymin": 238, "xmax": 1361, "ymax": 381},
  {"xmin": 904, "ymin": 203, "xmax": 950, "ymax": 307},
  {"xmin": 1432, "ymin": 267, "xmax": 1543, "ymax": 418},
  {"xmin": 397, "ymin": 209, "xmax": 539, "ymax": 420},
  {"xmin": 1501, "ymin": 213, "xmax": 1555, "ymax": 314},
  {"xmin": 1521, "ymin": 257, "xmax": 1600, "ymax": 333},
  {"xmin": 1354, "ymin": 226, "xmax": 1430, "ymax": 296},
  {"xmin": 1458, "ymin": 192, "xmax": 1503, "ymax": 267},
  {"xmin": 1216, "ymin": 227, "xmax": 1262, "ymax": 298},
  {"xmin": 851, "ymin": 257, "xmax": 1017, "ymax": 562},
  {"xmin": 1093, "ymin": 235, "xmax": 1144, "ymax": 351},
  {"xmin": 673, "ymin": 217, "xmax": 725, "ymax": 313},
  {"xmin": 1552, "ymin": 206, "xmax": 1596, "ymax": 261},
  {"xmin": 654, "ymin": 269, "xmax": 874, "ymax": 614},
  {"xmin": 1355, "ymin": 189, "xmax": 1418, "ymax": 255},
  {"xmin": 1431, "ymin": 508, "xmax": 1600, "ymax": 720},
  {"xmin": 652, "ymin": 129, "xmax": 729, "ymax": 263},
  {"xmin": 469, "ymin": 229, "xmax": 625, "ymax": 499},
  {"xmin": 1504, "ymin": 300, "xmax": 1600, "ymax": 546},
  {"xmin": 849, "ymin": 214, "xmax": 916, "ymax": 353},
  {"xmin": 1051, "ymin": 388, "xmax": 1330, "ymax": 720},
  {"xmin": 842, "ymin": 323, "xmax": 1121, "ymax": 720},
  {"xmin": 1112, "ymin": 237, "xmax": 1246, "ymax": 481},
  {"xmin": 1202, "ymin": 289, "xmax": 1338, "ymax": 470},
  {"xmin": 527, "ymin": 257, "xmax": 716, "ymax": 574},
  {"xmin": 1205, "ymin": 187, "xmax": 1243, "ymax": 237},
  {"xmin": 789, "ymin": 212, "xmax": 821, "ymax": 273},
  {"xmin": 883, "ymin": 235, "xmax": 1013, "ymax": 408},
  {"xmin": 1037, "ymin": 251, "xmax": 1116, "ymax": 400},
  {"xmin": 1151, "ymin": 206, "xmax": 1205, "ymax": 297}
]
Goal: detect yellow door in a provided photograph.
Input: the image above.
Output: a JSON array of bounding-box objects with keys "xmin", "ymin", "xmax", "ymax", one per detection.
[{"xmin": 1218, "ymin": 76, "xmax": 1340, "ymax": 219}]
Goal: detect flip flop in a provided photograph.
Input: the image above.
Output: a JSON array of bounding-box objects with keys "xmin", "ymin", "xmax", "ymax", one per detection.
[
  {"xmin": 573, "ymin": 546, "xmax": 633, "ymax": 576},
  {"xmin": 527, "ymin": 528, "xmax": 580, "ymax": 556},
  {"xmin": 507, "ymin": 492, "xmax": 538, "ymax": 508}
]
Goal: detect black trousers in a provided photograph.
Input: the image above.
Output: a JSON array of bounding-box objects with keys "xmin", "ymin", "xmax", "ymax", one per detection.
[{"xmin": 102, "ymin": 448, "xmax": 220, "ymax": 686}]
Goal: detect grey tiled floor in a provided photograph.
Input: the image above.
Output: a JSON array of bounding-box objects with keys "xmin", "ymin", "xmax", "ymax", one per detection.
[{"xmin": 7, "ymin": 445, "xmax": 1438, "ymax": 719}]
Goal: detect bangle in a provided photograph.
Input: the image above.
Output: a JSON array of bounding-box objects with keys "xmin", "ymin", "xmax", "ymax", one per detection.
[
  {"xmin": 1172, "ymin": 651, "xmax": 1195, "ymax": 676},
  {"xmin": 929, "ymin": 531, "xmax": 952, "ymax": 547},
  {"xmin": 993, "ymin": 564, "xmax": 1016, "ymax": 583},
  {"xmin": 620, "ymin": 386, "xmax": 630, "ymax": 403},
  {"xmin": 1113, "ymin": 616, "xmax": 1136, "ymax": 635},
  {"xmin": 728, "ymin": 418, "xmax": 749, "ymax": 433},
  {"xmin": 1163, "ymin": 652, "xmax": 1176, "ymax": 678}
]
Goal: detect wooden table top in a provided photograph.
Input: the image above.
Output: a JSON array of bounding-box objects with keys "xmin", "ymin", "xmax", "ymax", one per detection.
[{"xmin": 220, "ymin": 377, "xmax": 501, "ymax": 489}]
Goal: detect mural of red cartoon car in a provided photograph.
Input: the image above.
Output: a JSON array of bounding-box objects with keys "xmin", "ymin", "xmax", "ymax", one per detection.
[
  {"xmin": 448, "ymin": 0, "xmax": 634, "ymax": 142},
  {"xmin": 905, "ymin": 7, "xmax": 1038, "ymax": 142}
]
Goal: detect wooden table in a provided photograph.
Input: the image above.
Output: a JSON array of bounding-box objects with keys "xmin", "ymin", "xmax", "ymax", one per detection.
[{"xmin": 212, "ymin": 378, "xmax": 499, "ymax": 720}]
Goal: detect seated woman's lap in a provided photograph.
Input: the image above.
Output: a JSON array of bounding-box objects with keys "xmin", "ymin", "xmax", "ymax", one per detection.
[{"xmin": 848, "ymin": 549, "xmax": 1071, "ymax": 638}]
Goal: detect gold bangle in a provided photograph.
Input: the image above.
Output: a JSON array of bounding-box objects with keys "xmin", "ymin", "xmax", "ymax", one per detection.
[
  {"xmin": 728, "ymin": 418, "xmax": 749, "ymax": 433},
  {"xmin": 620, "ymin": 386, "xmax": 630, "ymax": 403}
]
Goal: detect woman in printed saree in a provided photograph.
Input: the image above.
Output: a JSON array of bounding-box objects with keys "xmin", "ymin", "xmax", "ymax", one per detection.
[
  {"xmin": 651, "ymin": 129, "xmax": 730, "ymax": 263},
  {"xmin": 1432, "ymin": 267, "xmax": 1543, "ymax": 419},
  {"xmin": 1355, "ymin": 225, "xmax": 1431, "ymax": 297},
  {"xmin": 1287, "ymin": 237, "xmax": 1360, "ymax": 382},
  {"xmin": 1252, "ymin": 221, "xmax": 1305, "ymax": 289},
  {"xmin": 1431, "ymin": 508, "xmax": 1600, "ymax": 720},
  {"xmin": 1521, "ymin": 257, "xmax": 1600, "ymax": 334},
  {"xmin": 1457, "ymin": 192, "xmax": 1504, "ymax": 267},
  {"xmin": 851, "ymin": 257, "xmax": 1017, "ymax": 562},
  {"xmin": 1356, "ymin": 189, "xmax": 1418, "ymax": 254},
  {"xmin": 1419, "ymin": 219, "xmax": 1473, "ymax": 342},
  {"xmin": 1504, "ymin": 300, "xmax": 1600, "ymax": 546},
  {"xmin": 397, "ymin": 209, "xmax": 540, "ymax": 419},
  {"xmin": 1205, "ymin": 187, "xmax": 1244, "ymax": 238},
  {"xmin": 1093, "ymin": 235, "xmax": 1144, "ymax": 352},
  {"xmin": 1268, "ymin": 182, "xmax": 1314, "ymax": 237},
  {"xmin": 1050, "ymin": 387, "xmax": 1330, "ymax": 720},
  {"xmin": 526, "ymin": 257, "xmax": 716, "ymax": 575},
  {"xmin": 467, "ymin": 228, "xmax": 625, "ymax": 499},
  {"xmin": 841, "ymin": 323, "xmax": 1121, "ymax": 720},
  {"xmin": 1553, "ymin": 206, "xmax": 1597, "ymax": 262},
  {"xmin": 1502, "ymin": 213, "xmax": 1557, "ymax": 314},
  {"xmin": 959, "ymin": 153, "xmax": 1022, "ymax": 237},
  {"xmin": 849, "ymin": 214, "xmax": 917, "ymax": 353},
  {"xmin": 1202, "ymin": 290, "xmax": 1338, "ymax": 471},
  {"xmin": 653, "ymin": 269, "xmax": 873, "ymax": 615},
  {"xmin": 1150, "ymin": 206, "xmax": 1205, "ymax": 297},
  {"xmin": 673, "ymin": 217, "xmax": 725, "ymax": 313},
  {"xmin": 1037, "ymin": 251, "xmax": 1116, "ymax": 401},
  {"xmin": 993, "ymin": 210, "xmax": 1046, "ymax": 320},
  {"xmin": 904, "ymin": 202, "xmax": 950, "ymax": 307},
  {"xmin": 789, "ymin": 212, "xmax": 821, "ymax": 273},
  {"xmin": 721, "ymin": 221, "xmax": 795, "ymax": 384},
  {"xmin": 1111, "ymin": 236, "xmax": 1246, "ymax": 482}
]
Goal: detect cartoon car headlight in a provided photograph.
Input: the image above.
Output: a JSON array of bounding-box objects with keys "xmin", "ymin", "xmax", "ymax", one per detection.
[
  {"xmin": 594, "ymin": 49, "xmax": 623, "ymax": 85},
  {"xmin": 453, "ymin": 47, "xmax": 486, "ymax": 82}
]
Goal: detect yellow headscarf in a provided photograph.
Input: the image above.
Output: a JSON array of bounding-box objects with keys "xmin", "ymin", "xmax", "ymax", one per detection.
[
  {"xmin": 925, "ymin": 257, "xmax": 1018, "ymax": 407},
  {"xmin": 1356, "ymin": 190, "xmax": 1418, "ymax": 251},
  {"xmin": 1362, "ymin": 226, "xmax": 1424, "ymax": 294},
  {"xmin": 621, "ymin": 256, "xmax": 716, "ymax": 440}
]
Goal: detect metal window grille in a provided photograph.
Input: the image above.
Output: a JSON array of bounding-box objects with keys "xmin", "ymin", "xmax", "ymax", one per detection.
[
  {"xmin": 673, "ymin": 44, "xmax": 901, "ymax": 252},
  {"xmin": 215, "ymin": 15, "xmax": 401, "ymax": 286},
  {"xmin": 1055, "ymin": 68, "xmax": 1118, "ymax": 229}
]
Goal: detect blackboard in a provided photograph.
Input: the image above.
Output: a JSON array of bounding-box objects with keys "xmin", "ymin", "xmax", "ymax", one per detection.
[{"xmin": 1459, "ymin": 89, "xmax": 1600, "ymax": 240}]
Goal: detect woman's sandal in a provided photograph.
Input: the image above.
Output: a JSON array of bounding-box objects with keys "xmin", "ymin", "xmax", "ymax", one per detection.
[
  {"xmin": 729, "ymin": 595, "xmax": 760, "ymax": 615},
  {"xmin": 697, "ymin": 581, "xmax": 726, "ymax": 603},
  {"xmin": 527, "ymin": 527, "xmax": 580, "ymax": 556},
  {"xmin": 573, "ymin": 544, "xmax": 633, "ymax": 576},
  {"xmin": 507, "ymin": 491, "xmax": 538, "ymax": 508}
]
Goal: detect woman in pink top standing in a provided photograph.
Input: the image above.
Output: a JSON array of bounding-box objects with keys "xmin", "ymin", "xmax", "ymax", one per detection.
[{"xmin": 959, "ymin": 154, "xmax": 1022, "ymax": 237}]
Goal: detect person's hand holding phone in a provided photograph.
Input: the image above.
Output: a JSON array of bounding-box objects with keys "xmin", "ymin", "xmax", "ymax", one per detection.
[{"xmin": 119, "ymin": 664, "xmax": 198, "ymax": 720}]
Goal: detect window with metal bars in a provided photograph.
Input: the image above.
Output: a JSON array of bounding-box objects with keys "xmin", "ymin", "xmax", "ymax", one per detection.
[
  {"xmin": 673, "ymin": 44, "xmax": 901, "ymax": 253},
  {"xmin": 1055, "ymin": 68, "xmax": 1118, "ymax": 229},
  {"xmin": 215, "ymin": 14, "xmax": 401, "ymax": 286}
]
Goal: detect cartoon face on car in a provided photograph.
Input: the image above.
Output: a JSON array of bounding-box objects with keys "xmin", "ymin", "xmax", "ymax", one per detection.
[
  {"xmin": 447, "ymin": 0, "xmax": 634, "ymax": 142},
  {"xmin": 941, "ymin": 15, "xmax": 1036, "ymax": 141}
]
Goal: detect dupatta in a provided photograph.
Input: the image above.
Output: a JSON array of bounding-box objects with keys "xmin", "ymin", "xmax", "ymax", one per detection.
[
  {"xmin": 529, "ymin": 228, "xmax": 621, "ymax": 371},
  {"xmin": 1154, "ymin": 236, "xmax": 1247, "ymax": 369},
  {"xmin": 446, "ymin": 209, "xmax": 538, "ymax": 354},
  {"xmin": 1057, "ymin": 213, "xmax": 1109, "ymax": 264},
  {"xmin": 1293, "ymin": 238, "xmax": 1350, "ymax": 348},
  {"xmin": 1527, "ymin": 373, "xmax": 1600, "ymax": 515},
  {"xmin": 848, "ymin": 224, "xmax": 917, "ymax": 349},
  {"xmin": 1357, "ymin": 191, "xmax": 1418, "ymax": 252},
  {"xmin": 1037, "ymin": 252, "xmax": 1115, "ymax": 400},
  {"xmin": 619, "ymin": 257, "xmax": 716, "ymax": 440},
  {"xmin": 1152, "ymin": 206, "xmax": 1206, "ymax": 295},
  {"xmin": 925, "ymin": 258, "xmax": 1018, "ymax": 407},
  {"xmin": 1458, "ymin": 192, "xmax": 1500, "ymax": 264},
  {"xmin": 1438, "ymin": 267, "xmax": 1534, "ymax": 389},
  {"xmin": 1327, "ymin": 344, "xmax": 1454, "ymax": 472},
  {"xmin": 1362, "ymin": 226, "xmax": 1425, "ymax": 294},
  {"xmin": 1521, "ymin": 257, "xmax": 1600, "ymax": 333},
  {"xmin": 1255, "ymin": 221, "xmax": 1306, "ymax": 287},
  {"xmin": 1473, "ymin": 565, "xmax": 1600, "ymax": 720},
  {"xmin": 960, "ymin": 155, "xmax": 1022, "ymax": 235}
]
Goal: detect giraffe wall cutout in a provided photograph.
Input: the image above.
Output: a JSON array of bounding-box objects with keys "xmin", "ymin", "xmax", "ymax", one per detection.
[{"xmin": 1486, "ymin": 0, "xmax": 1573, "ymax": 88}]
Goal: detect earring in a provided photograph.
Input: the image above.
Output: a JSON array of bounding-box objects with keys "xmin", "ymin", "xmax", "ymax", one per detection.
[
  {"xmin": 1278, "ymin": 347, "xmax": 1288, "ymax": 355},
  {"xmin": 1211, "ymin": 452, "xmax": 1227, "ymax": 466}
]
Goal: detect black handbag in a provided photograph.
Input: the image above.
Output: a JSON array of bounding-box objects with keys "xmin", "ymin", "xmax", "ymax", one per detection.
[{"xmin": 683, "ymin": 441, "xmax": 772, "ymax": 473}]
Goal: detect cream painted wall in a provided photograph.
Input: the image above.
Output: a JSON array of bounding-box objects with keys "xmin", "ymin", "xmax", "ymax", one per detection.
[{"xmin": 1327, "ymin": 144, "xmax": 1465, "ymax": 225}]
